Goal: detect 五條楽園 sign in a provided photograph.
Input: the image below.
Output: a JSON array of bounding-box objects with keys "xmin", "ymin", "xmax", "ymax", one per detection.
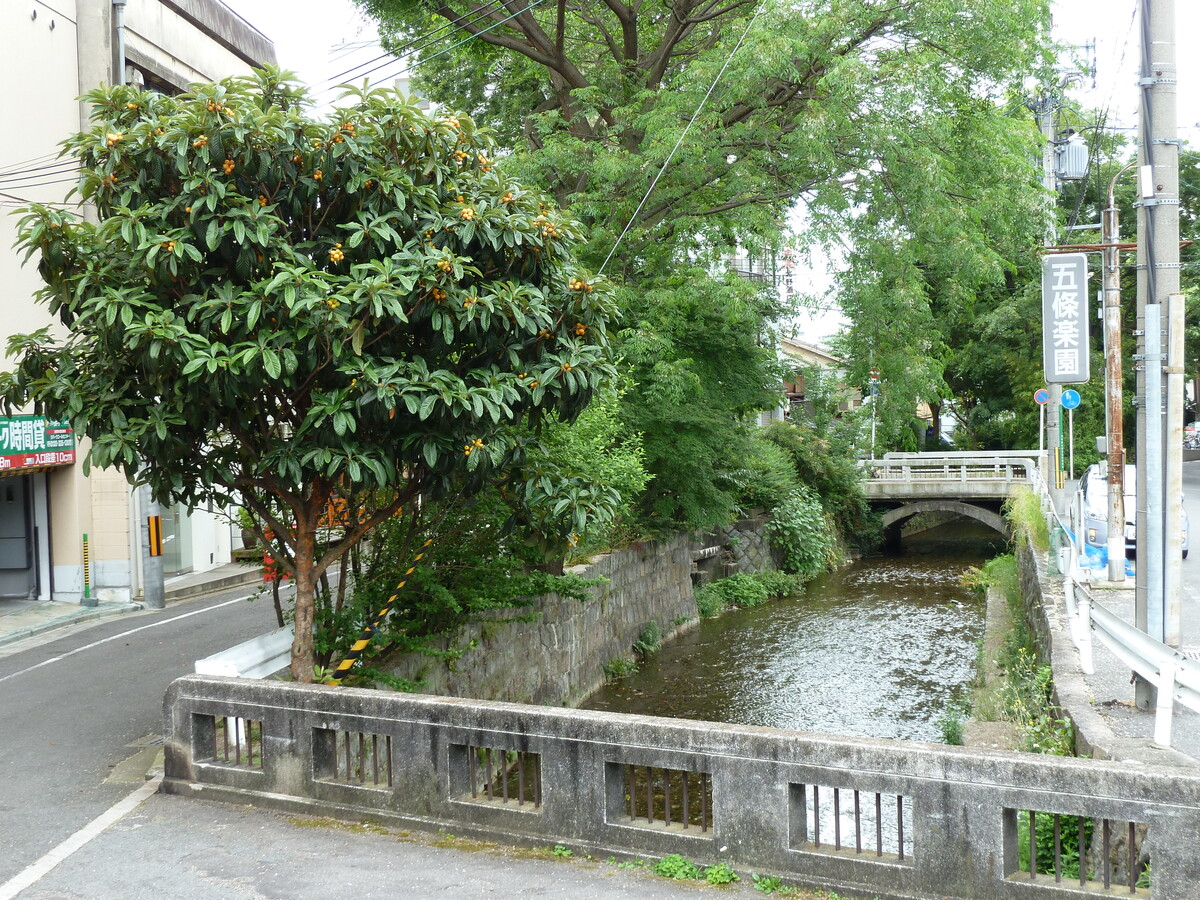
[
  {"xmin": 0, "ymin": 416, "xmax": 76, "ymax": 473},
  {"xmin": 1042, "ymin": 253, "xmax": 1091, "ymax": 385}
]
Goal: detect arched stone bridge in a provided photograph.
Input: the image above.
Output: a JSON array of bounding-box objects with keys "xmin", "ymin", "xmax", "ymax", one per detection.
[{"xmin": 860, "ymin": 452, "xmax": 1047, "ymax": 542}]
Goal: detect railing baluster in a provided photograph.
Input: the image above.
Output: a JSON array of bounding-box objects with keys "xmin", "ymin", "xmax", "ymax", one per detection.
[
  {"xmin": 833, "ymin": 789, "xmax": 841, "ymax": 851},
  {"xmin": 1103, "ymin": 819, "xmax": 1111, "ymax": 889},
  {"xmin": 1029, "ymin": 809, "xmax": 1037, "ymax": 880},
  {"xmin": 854, "ymin": 789, "xmax": 862, "ymax": 853},
  {"xmin": 664, "ymin": 770, "xmax": 671, "ymax": 827},
  {"xmin": 627, "ymin": 765, "xmax": 635, "ymax": 819},
  {"xmin": 682, "ymin": 773, "xmax": 689, "ymax": 830},
  {"xmin": 1079, "ymin": 817, "xmax": 1086, "ymax": 887},
  {"xmin": 701, "ymin": 773, "xmax": 708, "ymax": 832},
  {"xmin": 896, "ymin": 795, "xmax": 904, "ymax": 861},
  {"xmin": 1128, "ymin": 821, "xmax": 1136, "ymax": 893},
  {"xmin": 517, "ymin": 753, "xmax": 525, "ymax": 806},
  {"xmin": 1053, "ymin": 814, "xmax": 1061, "ymax": 882},
  {"xmin": 485, "ymin": 747, "xmax": 493, "ymax": 801},
  {"xmin": 813, "ymin": 784, "xmax": 820, "ymax": 848},
  {"xmin": 875, "ymin": 793, "xmax": 882, "ymax": 857},
  {"xmin": 357, "ymin": 732, "xmax": 365, "ymax": 782},
  {"xmin": 646, "ymin": 767, "xmax": 654, "ymax": 824},
  {"xmin": 469, "ymin": 745, "xmax": 478, "ymax": 798}
]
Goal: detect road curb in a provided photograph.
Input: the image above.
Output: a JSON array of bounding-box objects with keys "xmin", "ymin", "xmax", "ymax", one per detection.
[{"xmin": 0, "ymin": 602, "xmax": 142, "ymax": 650}]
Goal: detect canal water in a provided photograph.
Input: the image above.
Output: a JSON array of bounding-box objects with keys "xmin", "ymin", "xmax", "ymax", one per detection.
[{"xmin": 580, "ymin": 520, "xmax": 1005, "ymax": 743}]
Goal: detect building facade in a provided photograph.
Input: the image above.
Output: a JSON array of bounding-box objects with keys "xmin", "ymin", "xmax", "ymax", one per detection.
[{"xmin": 0, "ymin": 1, "xmax": 274, "ymax": 603}]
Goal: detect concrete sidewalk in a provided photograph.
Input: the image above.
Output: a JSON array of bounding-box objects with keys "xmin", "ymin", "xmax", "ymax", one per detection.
[{"xmin": 0, "ymin": 561, "xmax": 265, "ymax": 650}]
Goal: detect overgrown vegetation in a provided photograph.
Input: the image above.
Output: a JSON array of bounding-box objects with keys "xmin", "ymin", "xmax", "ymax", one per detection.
[
  {"xmin": 964, "ymin": 553, "xmax": 1073, "ymax": 755},
  {"xmin": 765, "ymin": 487, "xmax": 839, "ymax": 578},
  {"xmin": 1004, "ymin": 487, "xmax": 1051, "ymax": 553},
  {"xmin": 694, "ymin": 571, "xmax": 802, "ymax": 619}
]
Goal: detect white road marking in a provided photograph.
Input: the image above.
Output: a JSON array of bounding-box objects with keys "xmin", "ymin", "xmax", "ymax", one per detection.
[
  {"xmin": 0, "ymin": 595, "xmax": 252, "ymax": 685},
  {"xmin": 0, "ymin": 775, "xmax": 163, "ymax": 900}
]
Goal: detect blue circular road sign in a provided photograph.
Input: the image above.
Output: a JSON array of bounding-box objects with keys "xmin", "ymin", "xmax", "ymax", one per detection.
[
  {"xmin": 1034, "ymin": 389, "xmax": 1050, "ymax": 405},
  {"xmin": 1061, "ymin": 389, "xmax": 1081, "ymax": 410}
]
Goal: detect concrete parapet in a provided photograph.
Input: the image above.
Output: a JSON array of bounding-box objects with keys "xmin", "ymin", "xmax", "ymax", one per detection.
[{"xmin": 164, "ymin": 674, "xmax": 1200, "ymax": 900}]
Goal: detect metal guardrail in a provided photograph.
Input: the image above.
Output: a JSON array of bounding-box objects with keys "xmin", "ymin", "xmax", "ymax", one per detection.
[
  {"xmin": 1066, "ymin": 572, "xmax": 1200, "ymax": 749},
  {"xmin": 1017, "ymin": 455, "xmax": 1200, "ymax": 751},
  {"xmin": 195, "ymin": 626, "xmax": 293, "ymax": 679}
]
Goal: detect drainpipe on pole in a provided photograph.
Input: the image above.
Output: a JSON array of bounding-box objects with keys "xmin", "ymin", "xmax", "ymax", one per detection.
[
  {"xmin": 1165, "ymin": 293, "xmax": 1184, "ymax": 646},
  {"xmin": 1102, "ymin": 165, "xmax": 1134, "ymax": 583},
  {"xmin": 113, "ymin": 0, "xmax": 127, "ymax": 85}
]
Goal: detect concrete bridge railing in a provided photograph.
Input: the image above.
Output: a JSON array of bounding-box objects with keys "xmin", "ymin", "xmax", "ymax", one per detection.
[
  {"xmin": 164, "ymin": 674, "xmax": 1200, "ymax": 900},
  {"xmin": 861, "ymin": 453, "xmax": 1043, "ymax": 502}
]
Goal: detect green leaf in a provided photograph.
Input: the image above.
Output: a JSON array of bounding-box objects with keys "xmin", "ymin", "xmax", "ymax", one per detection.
[
  {"xmin": 418, "ymin": 392, "xmax": 436, "ymax": 420},
  {"xmin": 262, "ymin": 348, "xmax": 281, "ymax": 379}
]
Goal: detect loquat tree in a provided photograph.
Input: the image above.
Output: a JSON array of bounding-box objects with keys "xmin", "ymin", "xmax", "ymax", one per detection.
[{"xmin": 2, "ymin": 67, "xmax": 615, "ymax": 681}]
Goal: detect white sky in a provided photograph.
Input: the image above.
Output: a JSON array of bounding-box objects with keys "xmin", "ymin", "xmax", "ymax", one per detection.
[{"xmin": 226, "ymin": 0, "xmax": 1198, "ymax": 344}]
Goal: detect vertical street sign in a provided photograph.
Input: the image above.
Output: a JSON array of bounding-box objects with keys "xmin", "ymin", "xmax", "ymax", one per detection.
[{"xmin": 1042, "ymin": 253, "xmax": 1090, "ymax": 384}]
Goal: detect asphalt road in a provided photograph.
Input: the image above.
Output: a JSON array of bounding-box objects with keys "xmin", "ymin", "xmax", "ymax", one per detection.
[
  {"xmin": 0, "ymin": 587, "xmax": 280, "ymax": 886},
  {"xmin": 3, "ymin": 470, "xmax": 1199, "ymax": 898}
]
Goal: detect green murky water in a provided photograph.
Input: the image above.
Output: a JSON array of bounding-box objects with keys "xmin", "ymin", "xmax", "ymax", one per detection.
[{"xmin": 580, "ymin": 521, "xmax": 1003, "ymax": 742}]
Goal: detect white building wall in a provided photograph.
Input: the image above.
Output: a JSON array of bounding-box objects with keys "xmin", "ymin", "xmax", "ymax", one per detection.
[{"xmin": 1, "ymin": 0, "xmax": 273, "ymax": 602}]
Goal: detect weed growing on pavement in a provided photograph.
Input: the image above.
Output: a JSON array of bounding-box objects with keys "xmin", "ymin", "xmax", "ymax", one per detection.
[
  {"xmin": 653, "ymin": 854, "xmax": 702, "ymax": 879},
  {"xmin": 704, "ymin": 862, "xmax": 740, "ymax": 885}
]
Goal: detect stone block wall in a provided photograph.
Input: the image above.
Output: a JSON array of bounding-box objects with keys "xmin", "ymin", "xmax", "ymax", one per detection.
[
  {"xmin": 383, "ymin": 532, "xmax": 703, "ymax": 707},
  {"xmin": 710, "ymin": 514, "xmax": 776, "ymax": 573}
]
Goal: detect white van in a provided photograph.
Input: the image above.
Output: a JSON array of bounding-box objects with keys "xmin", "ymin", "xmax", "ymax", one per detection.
[{"xmin": 1078, "ymin": 463, "xmax": 1188, "ymax": 560}]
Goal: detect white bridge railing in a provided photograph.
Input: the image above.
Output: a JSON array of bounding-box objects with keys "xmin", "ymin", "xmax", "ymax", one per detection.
[{"xmin": 862, "ymin": 451, "xmax": 1044, "ymax": 486}]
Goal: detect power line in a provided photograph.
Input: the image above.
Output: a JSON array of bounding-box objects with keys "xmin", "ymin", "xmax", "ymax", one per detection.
[
  {"xmin": 314, "ymin": 0, "xmax": 509, "ymax": 91},
  {"xmin": 0, "ymin": 161, "xmax": 79, "ymax": 184},
  {"xmin": 598, "ymin": 1, "xmax": 769, "ymax": 275},
  {"xmin": 0, "ymin": 152, "xmax": 69, "ymax": 178}
]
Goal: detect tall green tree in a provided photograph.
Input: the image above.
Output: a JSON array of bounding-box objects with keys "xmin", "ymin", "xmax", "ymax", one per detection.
[
  {"xmin": 358, "ymin": 0, "xmax": 1052, "ymax": 275},
  {"xmin": 2, "ymin": 69, "xmax": 615, "ymax": 680},
  {"xmin": 359, "ymin": 0, "xmax": 1054, "ymax": 467},
  {"xmin": 615, "ymin": 270, "xmax": 784, "ymax": 528}
]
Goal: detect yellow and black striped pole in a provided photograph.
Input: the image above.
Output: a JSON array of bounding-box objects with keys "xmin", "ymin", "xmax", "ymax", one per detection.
[
  {"xmin": 326, "ymin": 538, "xmax": 433, "ymax": 685},
  {"xmin": 82, "ymin": 533, "xmax": 94, "ymax": 607}
]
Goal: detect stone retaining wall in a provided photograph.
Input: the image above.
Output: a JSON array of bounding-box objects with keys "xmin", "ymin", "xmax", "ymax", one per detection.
[
  {"xmin": 384, "ymin": 532, "xmax": 699, "ymax": 707},
  {"xmin": 1015, "ymin": 535, "xmax": 1196, "ymax": 766}
]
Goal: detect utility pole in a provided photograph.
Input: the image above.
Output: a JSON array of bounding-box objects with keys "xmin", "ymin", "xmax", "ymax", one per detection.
[
  {"xmin": 1134, "ymin": 0, "xmax": 1182, "ymax": 708},
  {"xmin": 1038, "ymin": 97, "xmax": 1065, "ymax": 512}
]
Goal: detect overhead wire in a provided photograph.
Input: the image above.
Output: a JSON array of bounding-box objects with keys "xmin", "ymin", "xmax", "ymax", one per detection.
[
  {"xmin": 313, "ymin": 0, "xmax": 510, "ymax": 91},
  {"xmin": 0, "ymin": 150, "xmax": 65, "ymax": 175},
  {"xmin": 597, "ymin": 0, "xmax": 770, "ymax": 276}
]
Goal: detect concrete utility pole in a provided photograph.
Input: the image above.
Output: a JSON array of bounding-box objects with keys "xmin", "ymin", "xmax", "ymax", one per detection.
[
  {"xmin": 1038, "ymin": 99, "xmax": 1066, "ymax": 513},
  {"xmin": 1135, "ymin": 0, "xmax": 1183, "ymax": 706}
]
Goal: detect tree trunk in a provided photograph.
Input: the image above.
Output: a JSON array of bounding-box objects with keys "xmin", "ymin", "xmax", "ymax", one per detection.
[{"xmin": 290, "ymin": 524, "xmax": 318, "ymax": 683}]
